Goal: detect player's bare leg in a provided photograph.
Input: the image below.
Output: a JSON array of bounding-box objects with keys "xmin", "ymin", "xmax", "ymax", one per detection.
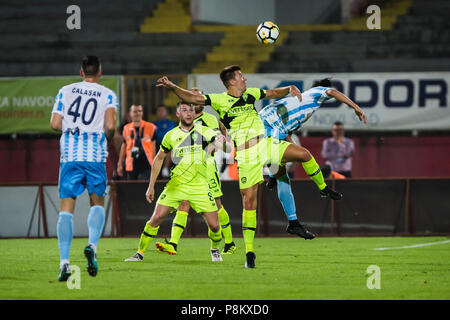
[{"xmin": 60, "ymin": 197, "xmax": 76, "ymax": 214}]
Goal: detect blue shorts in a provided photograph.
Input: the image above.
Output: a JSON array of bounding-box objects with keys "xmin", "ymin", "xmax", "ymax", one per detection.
[{"xmin": 59, "ymin": 162, "xmax": 107, "ymax": 199}]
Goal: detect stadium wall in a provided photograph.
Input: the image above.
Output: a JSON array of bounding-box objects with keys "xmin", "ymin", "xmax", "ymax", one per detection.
[
  {"xmin": 113, "ymin": 179, "xmax": 449, "ymax": 237},
  {"xmin": 3, "ymin": 178, "xmax": 448, "ymax": 238},
  {"xmin": 0, "ymin": 184, "xmax": 114, "ymax": 238}
]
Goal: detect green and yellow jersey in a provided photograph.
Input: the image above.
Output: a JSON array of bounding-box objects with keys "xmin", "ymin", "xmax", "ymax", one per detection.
[
  {"xmin": 203, "ymin": 88, "xmax": 266, "ymax": 147},
  {"xmin": 193, "ymin": 111, "xmax": 220, "ymax": 163},
  {"xmin": 193, "ymin": 111, "xmax": 223, "ymax": 197},
  {"xmin": 160, "ymin": 124, "xmax": 218, "ymax": 187},
  {"xmin": 194, "ymin": 111, "xmax": 220, "ymax": 132}
]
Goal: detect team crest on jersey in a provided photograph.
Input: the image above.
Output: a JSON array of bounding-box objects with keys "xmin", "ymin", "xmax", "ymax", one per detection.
[
  {"xmin": 241, "ymin": 177, "xmax": 247, "ymax": 184},
  {"xmin": 192, "ymin": 132, "xmax": 199, "ymax": 141},
  {"xmin": 242, "ymin": 93, "xmax": 248, "ymax": 101}
]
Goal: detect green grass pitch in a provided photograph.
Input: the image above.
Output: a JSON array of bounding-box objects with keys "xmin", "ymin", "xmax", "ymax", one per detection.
[{"xmin": 0, "ymin": 236, "xmax": 449, "ymax": 300}]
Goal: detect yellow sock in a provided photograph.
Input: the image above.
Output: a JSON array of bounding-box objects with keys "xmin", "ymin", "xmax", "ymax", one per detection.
[
  {"xmin": 208, "ymin": 227, "xmax": 222, "ymax": 249},
  {"xmin": 137, "ymin": 223, "xmax": 159, "ymax": 256},
  {"xmin": 302, "ymin": 156, "xmax": 326, "ymax": 190},
  {"xmin": 169, "ymin": 211, "xmax": 189, "ymax": 246},
  {"xmin": 218, "ymin": 206, "xmax": 233, "ymax": 244},
  {"xmin": 242, "ymin": 209, "xmax": 257, "ymax": 253}
]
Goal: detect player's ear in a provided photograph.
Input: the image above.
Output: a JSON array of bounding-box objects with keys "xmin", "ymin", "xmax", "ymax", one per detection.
[{"xmin": 80, "ymin": 68, "xmax": 84, "ymax": 77}]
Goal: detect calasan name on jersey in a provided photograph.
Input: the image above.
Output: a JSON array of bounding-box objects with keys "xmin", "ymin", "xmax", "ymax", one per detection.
[
  {"xmin": 71, "ymin": 87, "xmax": 102, "ymax": 97},
  {"xmin": 52, "ymin": 81, "xmax": 118, "ymax": 163}
]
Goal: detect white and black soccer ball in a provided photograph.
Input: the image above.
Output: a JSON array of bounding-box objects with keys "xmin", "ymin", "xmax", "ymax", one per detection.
[{"xmin": 256, "ymin": 21, "xmax": 280, "ymax": 44}]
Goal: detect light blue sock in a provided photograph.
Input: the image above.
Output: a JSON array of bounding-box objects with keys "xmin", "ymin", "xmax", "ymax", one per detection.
[
  {"xmin": 87, "ymin": 205, "xmax": 105, "ymax": 250},
  {"xmin": 57, "ymin": 212, "xmax": 73, "ymax": 264},
  {"xmin": 277, "ymin": 174, "xmax": 298, "ymax": 221}
]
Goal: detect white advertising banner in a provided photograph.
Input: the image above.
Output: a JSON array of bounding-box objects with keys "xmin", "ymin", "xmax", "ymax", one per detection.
[{"xmin": 188, "ymin": 72, "xmax": 450, "ymax": 131}]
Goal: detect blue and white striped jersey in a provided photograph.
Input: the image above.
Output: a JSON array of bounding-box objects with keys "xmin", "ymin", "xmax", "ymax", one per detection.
[
  {"xmin": 52, "ymin": 81, "xmax": 118, "ymax": 163},
  {"xmin": 259, "ymin": 86, "xmax": 332, "ymax": 140}
]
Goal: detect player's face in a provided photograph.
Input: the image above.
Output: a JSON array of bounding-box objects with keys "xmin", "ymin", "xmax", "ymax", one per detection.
[
  {"xmin": 232, "ymin": 70, "xmax": 247, "ymax": 91},
  {"xmin": 129, "ymin": 105, "xmax": 143, "ymax": 122},
  {"xmin": 177, "ymin": 104, "xmax": 195, "ymax": 126}
]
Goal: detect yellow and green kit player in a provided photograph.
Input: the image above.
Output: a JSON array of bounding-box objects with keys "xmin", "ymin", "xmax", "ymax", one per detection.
[
  {"xmin": 156, "ymin": 66, "xmax": 342, "ymax": 268},
  {"xmin": 124, "ymin": 102, "xmax": 226, "ymax": 263},
  {"xmin": 155, "ymin": 88, "xmax": 236, "ymax": 256}
]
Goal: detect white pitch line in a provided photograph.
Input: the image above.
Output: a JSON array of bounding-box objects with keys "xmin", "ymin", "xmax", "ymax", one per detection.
[{"xmin": 374, "ymin": 240, "xmax": 450, "ymax": 251}]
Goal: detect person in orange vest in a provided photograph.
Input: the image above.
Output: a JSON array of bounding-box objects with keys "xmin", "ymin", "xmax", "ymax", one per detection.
[
  {"xmin": 117, "ymin": 105, "xmax": 157, "ymax": 180},
  {"xmin": 226, "ymin": 143, "xmax": 239, "ymax": 181}
]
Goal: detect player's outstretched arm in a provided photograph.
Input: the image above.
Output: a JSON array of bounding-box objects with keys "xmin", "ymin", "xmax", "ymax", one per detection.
[
  {"xmin": 146, "ymin": 150, "xmax": 167, "ymax": 203},
  {"xmin": 156, "ymin": 76, "xmax": 205, "ymax": 105},
  {"xmin": 264, "ymin": 85, "xmax": 302, "ymax": 102},
  {"xmin": 326, "ymin": 89, "xmax": 367, "ymax": 124}
]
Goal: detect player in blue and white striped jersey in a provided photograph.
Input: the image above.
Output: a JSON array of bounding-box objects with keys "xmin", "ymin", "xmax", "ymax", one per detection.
[
  {"xmin": 259, "ymin": 78, "xmax": 366, "ymax": 239},
  {"xmin": 50, "ymin": 56, "xmax": 117, "ymax": 282}
]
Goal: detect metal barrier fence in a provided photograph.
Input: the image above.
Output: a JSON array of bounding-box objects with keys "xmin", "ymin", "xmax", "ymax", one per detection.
[{"xmin": 1, "ymin": 178, "xmax": 449, "ymax": 238}]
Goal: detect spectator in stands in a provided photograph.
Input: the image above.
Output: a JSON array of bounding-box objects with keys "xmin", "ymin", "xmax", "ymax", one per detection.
[
  {"xmin": 154, "ymin": 105, "xmax": 175, "ymax": 178},
  {"xmin": 117, "ymin": 105, "xmax": 157, "ymax": 180},
  {"xmin": 321, "ymin": 121, "xmax": 355, "ymax": 178}
]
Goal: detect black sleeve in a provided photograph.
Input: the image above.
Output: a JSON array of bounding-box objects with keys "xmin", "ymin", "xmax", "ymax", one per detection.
[
  {"xmin": 204, "ymin": 94, "xmax": 212, "ymax": 106},
  {"xmin": 260, "ymin": 89, "xmax": 266, "ymax": 99},
  {"xmin": 160, "ymin": 144, "xmax": 171, "ymax": 153}
]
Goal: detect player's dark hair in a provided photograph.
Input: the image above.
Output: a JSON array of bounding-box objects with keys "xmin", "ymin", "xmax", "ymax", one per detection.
[
  {"xmin": 312, "ymin": 78, "xmax": 332, "ymax": 88},
  {"xmin": 129, "ymin": 104, "xmax": 143, "ymax": 111},
  {"xmin": 81, "ymin": 55, "xmax": 101, "ymax": 76},
  {"xmin": 333, "ymin": 121, "xmax": 344, "ymax": 126},
  {"xmin": 176, "ymin": 101, "xmax": 191, "ymax": 111},
  {"xmin": 220, "ymin": 65, "xmax": 241, "ymax": 88}
]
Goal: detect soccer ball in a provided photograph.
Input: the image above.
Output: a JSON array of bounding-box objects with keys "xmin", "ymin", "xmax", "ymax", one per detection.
[{"xmin": 256, "ymin": 21, "xmax": 280, "ymax": 44}]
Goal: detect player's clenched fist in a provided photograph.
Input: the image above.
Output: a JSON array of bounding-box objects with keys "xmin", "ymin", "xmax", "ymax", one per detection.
[{"xmin": 156, "ymin": 76, "xmax": 175, "ymax": 89}]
